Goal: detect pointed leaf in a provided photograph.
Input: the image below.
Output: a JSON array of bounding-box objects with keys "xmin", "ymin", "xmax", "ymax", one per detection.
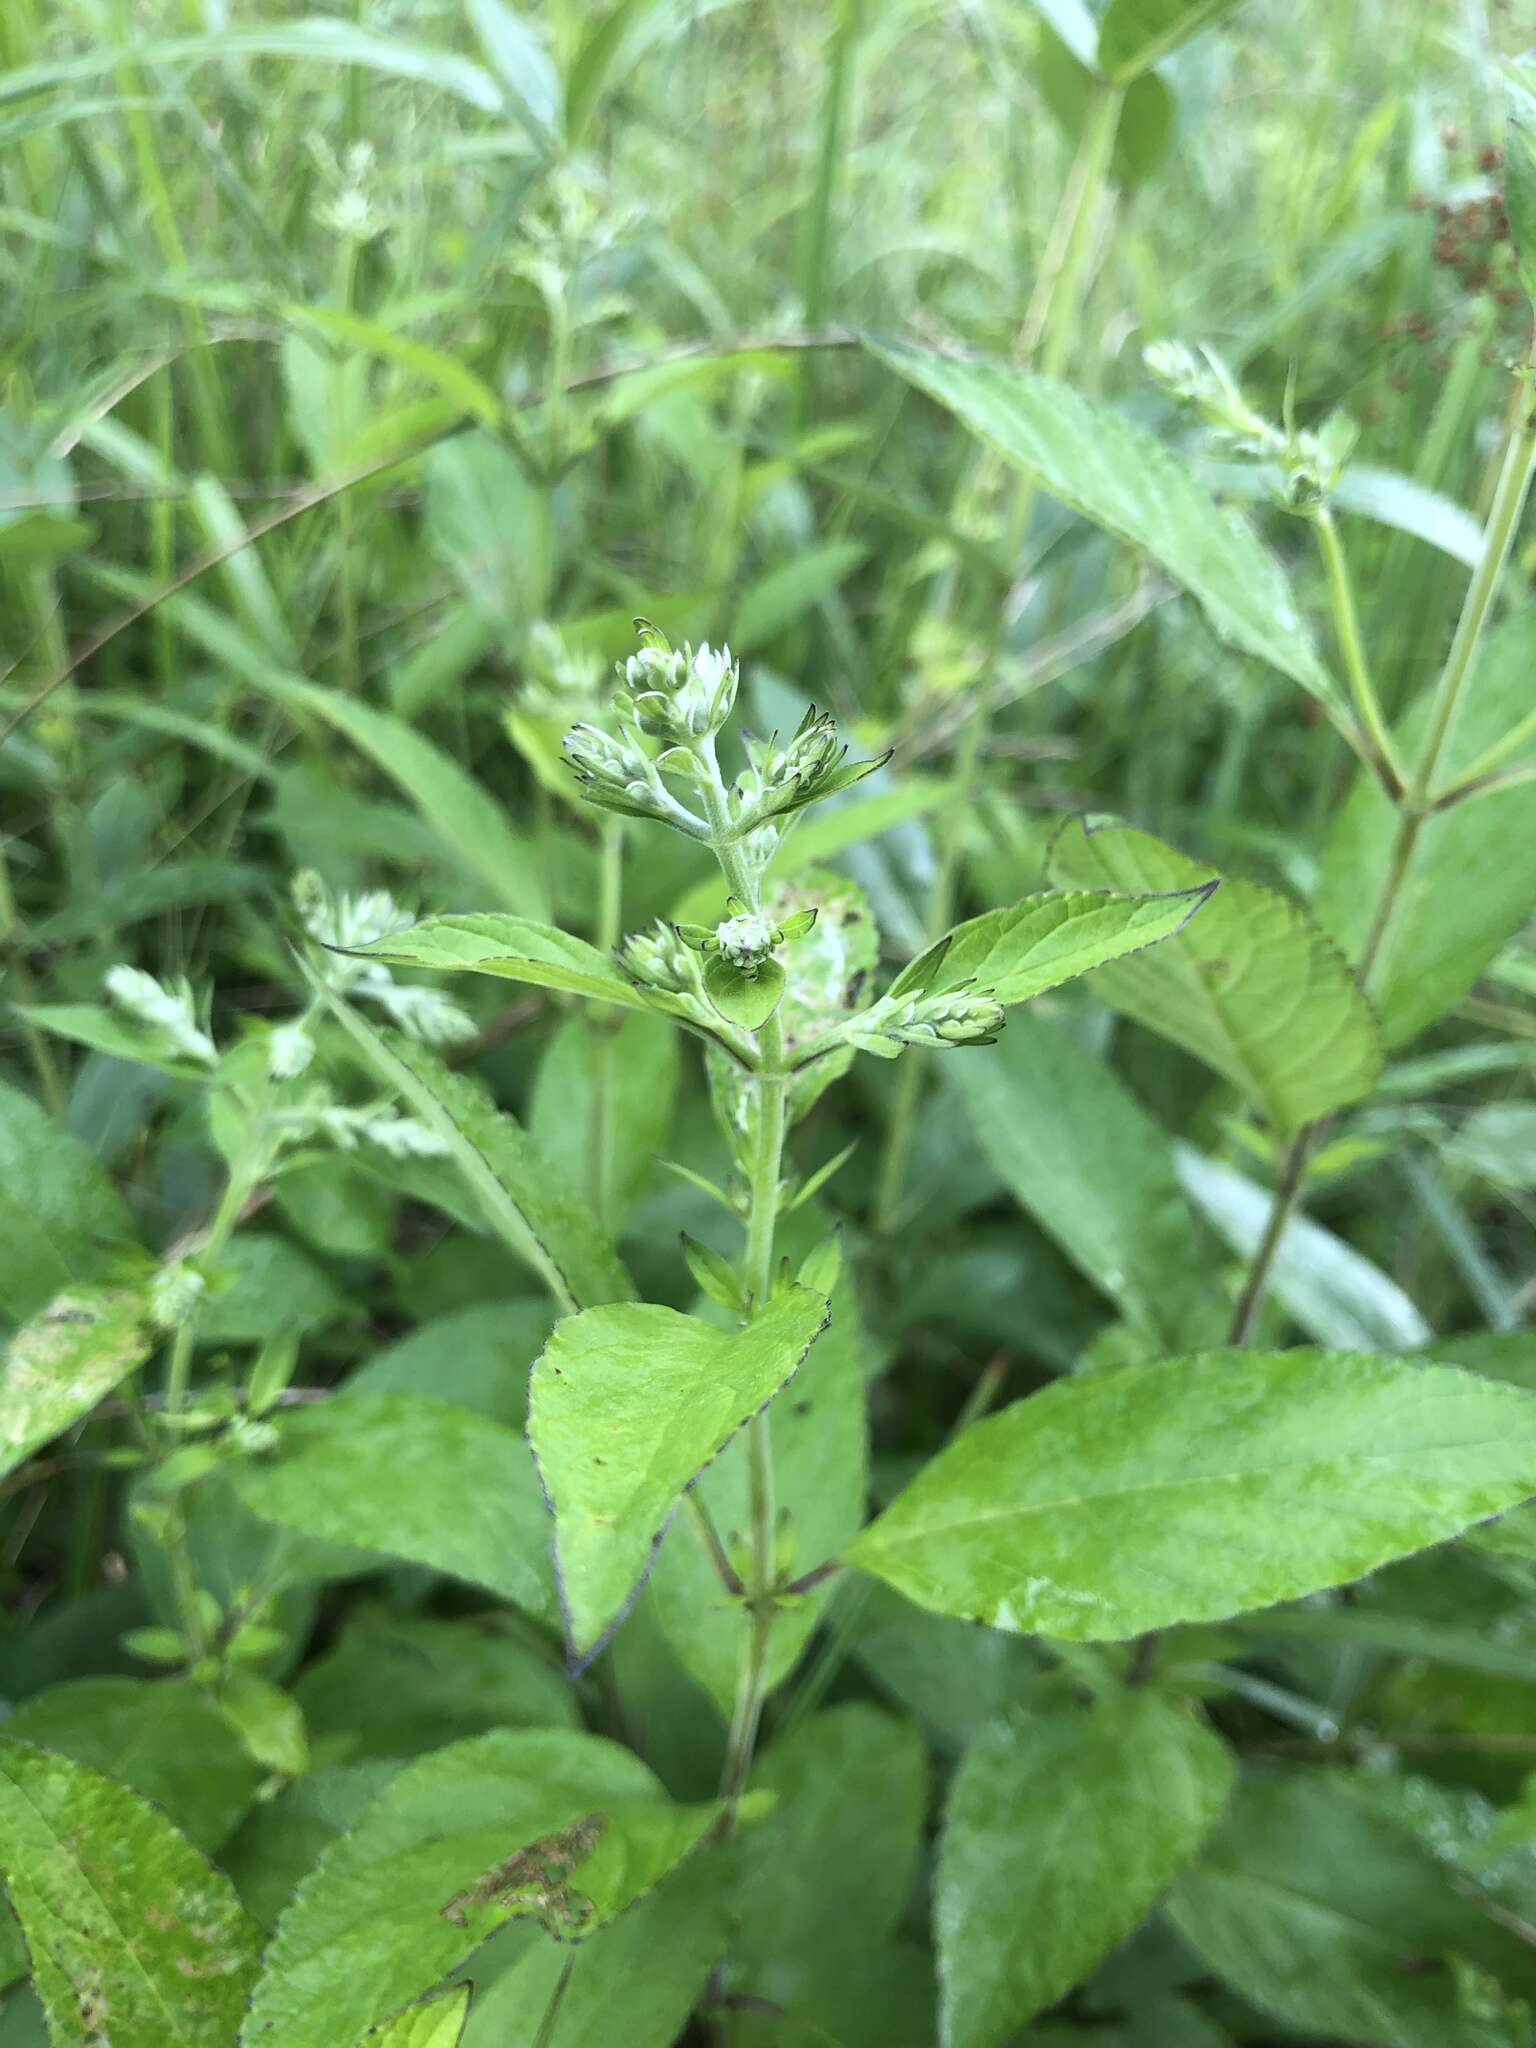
[
  {"xmin": 343, "ymin": 911, "xmax": 646, "ymax": 1007},
  {"xmin": 228, "ymin": 1393, "xmax": 559, "ymax": 1625},
  {"xmin": 1047, "ymin": 817, "xmax": 1381, "ymax": 1130},
  {"xmin": 847, "ymin": 1348, "xmax": 1536, "ymax": 1639},
  {"xmin": 239, "ymin": 1730, "xmax": 724, "ymax": 2046},
  {"xmin": 1097, "ymin": 0, "xmax": 1253, "ymax": 81},
  {"xmin": 360, "ymin": 1985, "xmax": 471, "ymax": 2048},
  {"xmin": 890, "ymin": 885, "xmax": 1213, "ymax": 1008},
  {"xmin": 0, "ymin": 1079, "xmax": 134, "ymax": 1320},
  {"xmin": 0, "ymin": 1735, "xmax": 262, "ymax": 2046},
  {"xmin": 865, "ymin": 336, "xmax": 1341, "ymax": 714},
  {"xmin": 312, "ymin": 993, "xmax": 633, "ymax": 1312},
  {"xmin": 529, "ymin": 1288, "xmax": 831, "ymax": 1666},
  {"xmin": 938, "ymin": 1696, "xmax": 1233, "ymax": 2048},
  {"xmin": 0, "ymin": 1287, "xmax": 154, "ymax": 1482}
]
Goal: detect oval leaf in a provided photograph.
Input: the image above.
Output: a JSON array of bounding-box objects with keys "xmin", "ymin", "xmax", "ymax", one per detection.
[
  {"xmin": 0, "ymin": 1287, "xmax": 154, "ymax": 1482},
  {"xmin": 341, "ymin": 911, "xmax": 645, "ymax": 1007},
  {"xmin": 847, "ymin": 1348, "xmax": 1536, "ymax": 1639},
  {"xmin": 1047, "ymin": 817, "xmax": 1381, "ymax": 1131},
  {"xmin": 0, "ymin": 1735, "xmax": 262, "ymax": 2046},
  {"xmin": 703, "ymin": 953, "xmax": 786, "ymax": 1031},
  {"xmin": 529, "ymin": 1287, "xmax": 831, "ymax": 1667}
]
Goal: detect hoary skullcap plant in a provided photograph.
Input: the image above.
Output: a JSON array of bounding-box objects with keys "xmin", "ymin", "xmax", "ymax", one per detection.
[{"xmin": 6, "ymin": 3, "xmax": 1536, "ymax": 2047}]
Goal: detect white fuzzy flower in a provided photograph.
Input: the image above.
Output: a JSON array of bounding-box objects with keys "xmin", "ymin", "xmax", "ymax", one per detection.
[{"xmin": 104, "ymin": 966, "xmax": 217, "ymax": 1065}]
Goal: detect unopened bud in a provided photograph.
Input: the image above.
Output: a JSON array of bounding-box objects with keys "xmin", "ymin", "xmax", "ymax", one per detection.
[{"xmin": 617, "ymin": 921, "xmax": 696, "ymax": 995}]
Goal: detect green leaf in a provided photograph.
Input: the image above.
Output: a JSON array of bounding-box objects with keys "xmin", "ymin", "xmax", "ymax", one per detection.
[
  {"xmin": 0, "ymin": 1080, "xmax": 134, "ymax": 1320},
  {"xmin": 344, "ymin": 1300, "xmax": 554, "ymax": 1429},
  {"xmin": 16, "ymin": 1001, "xmax": 211, "ymax": 1078},
  {"xmin": 1168, "ymin": 1774, "xmax": 1536, "ymax": 2048},
  {"xmin": 284, "ymin": 306, "xmax": 502, "ymax": 427},
  {"xmin": 847, "ymin": 1348, "xmax": 1536, "ymax": 1639},
  {"xmin": 238, "ymin": 1729, "xmax": 726, "ymax": 2046},
  {"xmin": 938, "ymin": 1695, "xmax": 1233, "ymax": 2047},
  {"xmin": 465, "ymin": 0, "xmax": 562, "ymax": 147},
  {"xmin": 732, "ymin": 542, "xmax": 869, "ymax": 652},
  {"xmin": 218, "ymin": 1671, "xmax": 310, "ymax": 1779},
  {"xmin": 2, "ymin": 1677, "xmax": 259, "ymax": 1853},
  {"xmin": 1504, "ymin": 56, "xmax": 1536, "ymax": 306},
  {"xmin": 360, "ymin": 1985, "xmax": 471, "ymax": 2048},
  {"xmin": 769, "ymin": 778, "xmax": 958, "ymax": 877},
  {"xmin": 528, "ymin": 1287, "xmax": 831, "ymax": 1665},
  {"xmin": 228, "ymin": 1393, "xmax": 559, "ymax": 1625},
  {"xmin": 342, "ymin": 912, "xmax": 646, "ymax": 1008},
  {"xmin": 0, "ymin": 1287, "xmax": 153, "ymax": 1482},
  {"xmin": 0, "ymin": 1735, "xmax": 262, "ymax": 2046},
  {"xmin": 1175, "ymin": 1146, "xmax": 1432, "ymax": 1351},
  {"xmin": 947, "ymin": 1014, "xmax": 1215, "ymax": 1350},
  {"xmin": 1031, "ymin": 18, "xmax": 1173, "ymax": 186},
  {"xmin": 703, "ymin": 953, "xmax": 786, "ymax": 1030},
  {"xmin": 1096, "ymin": 0, "xmax": 1252, "ymax": 81},
  {"xmin": 310, "ymin": 997, "xmax": 634, "ymax": 1314},
  {"xmin": 864, "ymin": 336, "xmax": 1341, "ymax": 714},
  {"xmin": 460, "ymin": 1853, "xmax": 725, "ymax": 2048},
  {"xmin": 1316, "ymin": 609, "xmax": 1536, "ymax": 1047},
  {"xmin": 1046, "ymin": 817, "xmax": 1381, "ymax": 1130},
  {"xmin": 253, "ymin": 673, "xmax": 546, "ymax": 919}
]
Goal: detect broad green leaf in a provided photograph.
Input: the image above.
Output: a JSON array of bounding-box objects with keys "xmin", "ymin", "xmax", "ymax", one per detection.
[
  {"xmin": 312, "ymin": 998, "xmax": 633, "ymax": 1313},
  {"xmin": 0, "ymin": 1735, "xmax": 262, "ymax": 2045},
  {"xmin": 771, "ymin": 778, "xmax": 957, "ymax": 877},
  {"xmin": 1096, "ymin": 0, "xmax": 1251, "ymax": 81},
  {"xmin": 528, "ymin": 1287, "xmax": 830, "ymax": 1665},
  {"xmin": 938, "ymin": 1695, "xmax": 1233, "ymax": 2047},
  {"xmin": 1047, "ymin": 817, "xmax": 1381, "ymax": 1130},
  {"xmin": 0, "ymin": 1080, "xmax": 134, "ymax": 1319},
  {"xmin": 703, "ymin": 953, "xmax": 785, "ymax": 1029},
  {"xmin": 530, "ymin": 1010, "xmax": 679, "ymax": 1229},
  {"xmin": 17, "ymin": 1000, "xmax": 209, "ymax": 1078},
  {"xmin": 1505, "ymin": 57, "xmax": 1536, "ymax": 306},
  {"xmin": 3, "ymin": 1678, "xmax": 259, "ymax": 1852},
  {"xmin": 461, "ymin": 1853, "xmax": 725, "ymax": 2048},
  {"xmin": 222, "ymin": 1763, "xmax": 403, "ymax": 1932},
  {"xmin": 848, "ymin": 1582, "xmax": 1045, "ymax": 1754},
  {"xmin": 1175, "ymin": 1146, "xmax": 1432, "ymax": 1351},
  {"xmin": 890, "ymin": 885, "xmax": 1213, "ymax": 1008},
  {"xmin": 345, "ymin": 1300, "xmax": 554, "ymax": 1428},
  {"xmin": 197, "ymin": 1233, "xmax": 347, "ymax": 1346},
  {"xmin": 1317, "ymin": 609, "xmax": 1536, "ymax": 1046},
  {"xmin": 360, "ymin": 1985, "xmax": 470, "ymax": 2048},
  {"xmin": 847, "ymin": 1348, "xmax": 1536, "ymax": 1639},
  {"xmin": 1168, "ymin": 1774, "xmax": 1536, "ymax": 2047},
  {"xmin": 652, "ymin": 1253, "xmax": 868, "ymax": 1713},
  {"xmin": 731, "ymin": 1705, "xmax": 928, "ymax": 2036},
  {"xmin": 342, "ymin": 912, "xmax": 645, "ymax": 1008},
  {"xmin": 1032, "ymin": 17, "xmax": 1174, "ymax": 186},
  {"xmin": 294, "ymin": 1615, "xmax": 578, "ymax": 1762},
  {"xmin": 239, "ymin": 1729, "xmax": 726, "ymax": 2046},
  {"xmin": 253, "ymin": 672, "xmax": 546, "ymax": 918},
  {"xmin": 948, "ymin": 1014, "xmax": 1215, "ymax": 1350},
  {"xmin": 228, "ymin": 1393, "xmax": 559, "ymax": 1625},
  {"xmin": 0, "ymin": 1287, "xmax": 153, "ymax": 1482},
  {"xmin": 865, "ymin": 337, "xmax": 1341, "ymax": 713}
]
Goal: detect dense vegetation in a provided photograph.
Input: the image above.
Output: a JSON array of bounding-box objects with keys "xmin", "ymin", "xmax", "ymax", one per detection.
[{"xmin": 7, "ymin": 1, "xmax": 1536, "ymax": 2043}]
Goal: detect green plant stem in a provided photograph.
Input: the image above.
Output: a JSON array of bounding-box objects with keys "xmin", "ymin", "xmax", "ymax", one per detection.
[
  {"xmin": 1315, "ymin": 508, "xmax": 1402, "ymax": 792},
  {"xmin": 163, "ymin": 1157, "xmax": 256, "ymax": 1414},
  {"xmin": 874, "ymin": 82, "xmax": 1123, "ymax": 1235},
  {"xmin": 587, "ymin": 818, "xmax": 625, "ymax": 1225}
]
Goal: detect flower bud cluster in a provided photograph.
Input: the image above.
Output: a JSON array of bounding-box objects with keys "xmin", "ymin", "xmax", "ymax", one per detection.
[
  {"xmin": 732, "ymin": 707, "xmax": 886, "ymax": 833},
  {"xmin": 295, "ymin": 871, "xmax": 474, "ymax": 1050},
  {"xmin": 673, "ymin": 899, "xmax": 818, "ymax": 983},
  {"xmin": 618, "ymin": 636, "xmax": 738, "ymax": 745},
  {"xmin": 1144, "ymin": 339, "xmax": 1356, "ymax": 517},
  {"xmin": 562, "ymin": 721, "xmax": 706, "ymax": 831},
  {"xmin": 104, "ymin": 966, "xmax": 217, "ymax": 1067},
  {"xmin": 616, "ymin": 920, "xmax": 699, "ymax": 997},
  {"xmin": 845, "ymin": 985, "xmax": 1005, "ymax": 1058}
]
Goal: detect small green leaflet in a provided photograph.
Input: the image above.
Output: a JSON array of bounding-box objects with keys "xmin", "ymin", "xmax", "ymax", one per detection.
[
  {"xmin": 229, "ymin": 1392, "xmax": 559, "ymax": 1625},
  {"xmin": 1046, "ymin": 817, "xmax": 1381, "ymax": 1131},
  {"xmin": 846, "ymin": 1349, "xmax": 1536, "ymax": 1639},
  {"xmin": 890, "ymin": 885, "xmax": 1213, "ymax": 1008},
  {"xmin": 358, "ymin": 1984, "xmax": 471, "ymax": 2047},
  {"xmin": 309, "ymin": 986, "xmax": 634, "ymax": 1313},
  {"xmin": 0, "ymin": 1735, "xmax": 262, "ymax": 2046},
  {"xmin": 341, "ymin": 911, "xmax": 646, "ymax": 1008},
  {"xmin": 0, "ymin": 1287, "xmax": 154, "ymax": 1482},
  {"xmin": 1504, "ymin": 57, "xmax": 1536, "ymax": 307},
  {"xmin": 529, "ymin": 1287, "xmax": 831, "ymax": 1666},
  {"xmin": 937, "ymin": 1696, "xmax": 1233, "ymax": 2048},
  {"xmin": 1096, "ymin": 0, "xmax": 1253, "ymax": 81},
  {"xmin": 864, "ymin": 336, "xmax": 1342, "ymax": 715},
  {"xmin": 238, "ymin": 1729, "xmax": 732, "ymax": 2046}
]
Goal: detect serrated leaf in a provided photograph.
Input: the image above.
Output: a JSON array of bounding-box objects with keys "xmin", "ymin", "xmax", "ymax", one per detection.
[
  {"xmin": 847, "ymin": 1348, "xmax": 1536, "ymax": 1639},
  {"xmin": 891, "ymin": 885, "xmax": 1213, "ymax": 1008},
  {"xmin": 703, "ymin": 953, "xmax": 785, "ymax": 1030},
  {"xmin": 238, "ymin": 1729, "xmax": 726, "ymax": 2046},
  {"xmin": 359, "ymin": 1984, "xmax": 471, "ymax": 2048},
  {"xmin": 938, "ymin": 1695, "xmax": 1233, "ymax": 2048},
  {"xmin": 310, "ymin": 992, "xmax": 633, "ymax": 1313},
  {"xmin": 342, "ymin": 912, "xmax": 646, "ymax": 1008},
  {"xmin": 864, "ymin": 337, "xmax": 1341, "ymax": 714},
  {"xmin": 0, "ymin": 1735, "xmax": 262, "ymax": 2045},
  {"xmin": 0, "ymin": 1287, "xmax": 154, "ymax": 1482},
  {"xmin": 1047, "ymin": 817, "xmax": 1381, "ymax": 1130},
  {"xmin": 1097, "ymin": 0, "xmax": 1252, "ymax": 81},
  {"xmin": 529, "ymin": 1287, "xmax": 831, "ymax": 1666},
  {"xmin": 228, "ymin": 1393, "xmax": 559, "ymax": 1625},
  {"xmin": 0, "ymin": 1080, "xmax": 135, "ymax": 1320}
]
